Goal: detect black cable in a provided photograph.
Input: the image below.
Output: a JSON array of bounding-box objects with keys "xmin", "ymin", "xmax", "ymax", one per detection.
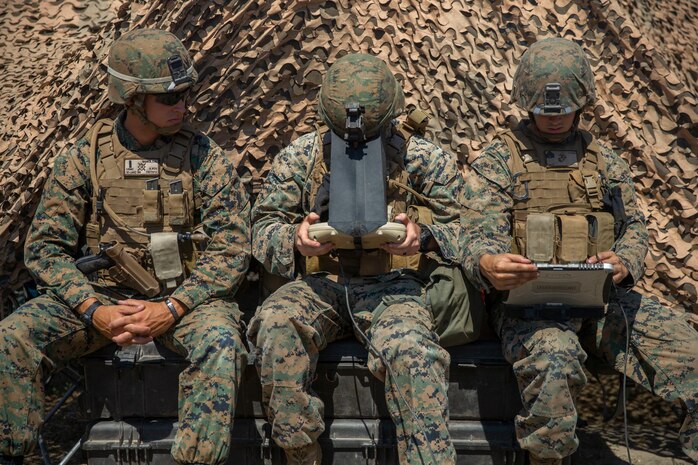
[
  {"xmin": 337, "ymin": 260, "xmax": 438, "ymax": 463},
  {"xmin": 612, "ymin": 283, "xmax": 633, "ymax": 465}
]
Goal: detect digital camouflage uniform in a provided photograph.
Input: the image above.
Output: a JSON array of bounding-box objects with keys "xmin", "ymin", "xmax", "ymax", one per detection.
[
  {"xmin": 461, "ymin": 127, "xmax": 698, "ymax": 462},
  {"xmin": 247, "ymin": 127, "xmax": 463, "ymax": 464},
  {"xmin": 0, "ymin": 30, "xmax": 251, "ymax": 465}
]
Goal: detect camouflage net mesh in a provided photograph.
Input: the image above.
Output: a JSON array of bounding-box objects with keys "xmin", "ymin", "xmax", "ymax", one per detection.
[{"xmin": 1, "ymin": 0, "xmax": 696, "ymax": 312}]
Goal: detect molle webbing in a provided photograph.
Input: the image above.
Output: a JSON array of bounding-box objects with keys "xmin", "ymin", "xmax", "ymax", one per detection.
[
  {"xmin": 502, "ymin": 129, "xmax": 604, "ymax": 213},
  {"xmin": 502, "ymin": 128, "xmax": 613, "ymax": 262},
  {"xmin": 84, "ymin": 118, "xmax": 197, "ymax": 289}
]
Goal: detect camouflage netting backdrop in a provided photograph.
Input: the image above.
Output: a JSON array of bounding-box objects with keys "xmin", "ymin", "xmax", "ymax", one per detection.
[{"xmin": 0, "ymin": 0, "xmax": 696, "ymax": 312}]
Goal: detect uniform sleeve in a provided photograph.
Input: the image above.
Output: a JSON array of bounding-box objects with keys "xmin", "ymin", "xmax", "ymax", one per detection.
[
  {"xmin": 170, "ymin": 136, "xmax": 251, "ymax": 310},
  {"xmin": 24, "ymin": 141, "xmax": 100, "ymax": 308},
  {"xmin": 405, "ymin": 136, "xmax": 465, "ymax": 263},
  {"xmin": 460, "ymin": 140, "xmax": 515, "ymax": 289},
  {"xmin": 251, "ymin": 134, "xmax": 317, "ymax": 278},
  {"xmin": 599, "ymin": 145, "xmax": 649, "ymax": 284}
]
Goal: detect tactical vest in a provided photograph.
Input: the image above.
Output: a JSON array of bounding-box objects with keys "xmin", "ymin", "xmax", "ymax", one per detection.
[
  {"xmin": 500, "ymin": 128, "xmax": 614, "ymax": 263},
  {"xmin": 304, "ymin": 122, "xmax": 433, "ymax": 278},
  {"xmin": 84, "ymin": 118, "xmax": 197, "ymax": 293}
]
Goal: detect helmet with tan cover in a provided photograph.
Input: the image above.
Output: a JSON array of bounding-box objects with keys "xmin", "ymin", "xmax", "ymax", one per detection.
[
  {"xmin": 511, "ymin": 37, "xmax": 595, "ymax": 115},
  {"xmin": 318, "ymin": 53, "xmax": 404, "ymax": 141},
  {"xmin": 107, "ymin": 28, "xmax": 197, "ymax": 104}
]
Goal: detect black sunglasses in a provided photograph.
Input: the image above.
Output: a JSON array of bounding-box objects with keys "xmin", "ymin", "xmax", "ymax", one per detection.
[{"xmin": 153, "ymin": 89, "xmax": 191, "ymax": 106}]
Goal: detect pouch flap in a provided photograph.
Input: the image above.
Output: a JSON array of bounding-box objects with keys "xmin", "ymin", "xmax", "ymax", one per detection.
[
  {"xmin": 556, "ymin": 215, "xmax": 588, "ymax": 263},
  {"xmin": 525, "ymin": 213, "xmax": 555, "ymax": 262},
  {"xmin": 149, "ymin": 232, "xmax": 183, "ymax": 288}
]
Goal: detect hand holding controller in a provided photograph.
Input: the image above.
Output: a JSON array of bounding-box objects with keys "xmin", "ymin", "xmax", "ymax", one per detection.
[
  {"xmin": 362, "ymin": 222, "xmax": 407, "ymax": 249},
  {"xmin": 308, "ymin": 222, "xmax": 407, "ymax": 249},
  {"xmin": 306, "ymin": 223, "xmax": 355, "ymax": 249}
]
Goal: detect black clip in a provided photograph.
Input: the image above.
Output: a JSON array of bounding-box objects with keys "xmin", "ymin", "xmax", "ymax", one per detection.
[
  {"xmin": 167, "ymin": 55, "xmax": 192, "ymax": 88},
  {"xmin": 96, "ymin": 187, "xmax": 105, "ymax": 215},
  {"xmin": 344, "ymin": 102, "xmax": 366, "ymax": 145},
  {"xmin": 169, "ymin": 179, "xmax": 183, "ymax": 194},
  {"xmin": 145, "ymin": 178, "xmax": 159, "ymax": 190},
  {"xmin": 543, "ymin": 83, "xmax": 562, "ymax": 112}
]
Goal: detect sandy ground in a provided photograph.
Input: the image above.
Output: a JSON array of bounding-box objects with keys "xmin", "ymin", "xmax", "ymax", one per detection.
[{"xmin": 573, "ymin": 373, "xmax": 693, "ymax": 465}]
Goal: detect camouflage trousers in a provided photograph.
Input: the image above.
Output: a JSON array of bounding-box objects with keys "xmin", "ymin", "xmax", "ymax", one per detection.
[
  {"xmin": 0, "ymin": 292, "xmax": 247, "ymax": 465},
  {"xmin": 492, "ymin": 288, "xmax": 698, "ymax": 462},
  {"xmin": 247, "ymin": 272, "xmax": 455, "ymax": 465}
]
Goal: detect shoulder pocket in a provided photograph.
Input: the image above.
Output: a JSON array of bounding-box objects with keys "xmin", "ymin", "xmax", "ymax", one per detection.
[
  {"xmin": 192, "ymin": 138, "xmax": 233, "ymax": 199},
  {"xmin": 53, "ymin": 151, "xmax": 87, "ymax": 192},
  {"xmin": 470, "ymin": 155, "xmax": 511, "ymax": 192},
  {"xmin": 264, "ymin": 150, "xmax": 302, "ymax": 191}
]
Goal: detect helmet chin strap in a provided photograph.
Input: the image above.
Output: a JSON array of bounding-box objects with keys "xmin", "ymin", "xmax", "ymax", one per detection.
[{"xmin": 128, "ymin": 95, "xmax": 183, "ymax": 136}]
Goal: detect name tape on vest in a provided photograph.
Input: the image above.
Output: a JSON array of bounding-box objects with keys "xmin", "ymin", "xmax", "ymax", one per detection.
[{"xmin": 125, "ymin": 159, "xmax": 160, "ymax": 176}]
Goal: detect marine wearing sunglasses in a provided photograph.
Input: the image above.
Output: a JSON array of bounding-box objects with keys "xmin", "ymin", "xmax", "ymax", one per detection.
[{"xmin": 152, "ymin": 88, "xmax": 191, "ymax": 106}]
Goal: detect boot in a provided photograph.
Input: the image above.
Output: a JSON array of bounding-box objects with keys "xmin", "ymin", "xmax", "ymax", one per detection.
[{"xmin": 285, "ymin": 442, "xmax": 322, "ymax": 465}]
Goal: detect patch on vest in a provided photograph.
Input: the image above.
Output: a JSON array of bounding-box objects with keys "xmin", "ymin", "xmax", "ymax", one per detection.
[
  {"xmin": 124, "ymin": 159, "xmax": 160, "ymax": 176},
  {"xmin": 544, "ymin": 150, "xmax": 577, "ymax": 167}
]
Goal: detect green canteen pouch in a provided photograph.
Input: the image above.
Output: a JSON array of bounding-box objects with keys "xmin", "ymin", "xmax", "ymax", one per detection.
[{"xmin": 149, "ymin": 232, "xmax": 183, "ymax": 291}]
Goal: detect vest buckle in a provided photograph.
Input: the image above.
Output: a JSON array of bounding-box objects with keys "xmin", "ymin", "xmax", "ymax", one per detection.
[{"xmin": 583, "ymin": 174, "xmax": 600, "ymax": 202}]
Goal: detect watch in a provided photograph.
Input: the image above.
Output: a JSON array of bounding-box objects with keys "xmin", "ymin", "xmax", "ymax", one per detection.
[
  {"xmin": 79, "ymin": 300, "xmax": 103, "ymax": 328},
  {"xmin": 418, "ymin": 224, "xmax": 434, "ymax": 253}
]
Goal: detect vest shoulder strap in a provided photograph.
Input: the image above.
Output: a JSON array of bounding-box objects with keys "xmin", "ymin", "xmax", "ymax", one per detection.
[
  {"xmin": 499, "ymin": 128, "xmax": 530, "ymax": 175},
  {"xmin": 403, "ymin": 108, "xmax": 430, "ymax": 135},
  {"xmin": 579, "ymin": 129, "xmax": 606, "ymax": 173},
  {"xmin": 393, "ymin": 109, "xmax": 429, "ymax": 154},
  {"xmin": 163, "ymin": 125, "xmax": 196, "ymax": 175},
  {"xmin": 87, "ymin": 119, "xmax": 114, "ymax": 197},
  {"xmin": 85, "ymin": 118, "xmax": 114, "ymax": 234}
]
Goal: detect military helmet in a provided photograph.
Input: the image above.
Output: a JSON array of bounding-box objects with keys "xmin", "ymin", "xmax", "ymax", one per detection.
[
  {"xmin": 318, "ymin": 53, "xmax": 405, "ymax": 140},
  {"xmin": 107, "ymin": 29, "xmax": 198, "ymax": 104},
  {"xmin": 511, "ymin": 37, "xmax": 595, "ymax": 115}
]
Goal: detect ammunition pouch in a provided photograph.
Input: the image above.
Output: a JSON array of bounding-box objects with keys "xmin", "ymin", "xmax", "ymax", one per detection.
[
  {"xmin": 524, "ymin": 213, "xmax": 555, "ymax": 262},
  {"xmin": 586, "ymin": 212, "xmax": 614, "ymax": 257},
  {"xmin": 306, "ymin": 249, "xmax": 394, "ymax": 277},
  {"xmin": 514, "ymin": 211, "xmax": 615, "ymax": 263},
  {"xmin": 503, "ymin": 127, "xmax": 614, "ymax": 263},
  {"xmin": 556, "ymin": 215, "xmax": 588, "ymax": 262},
  {"xmin": 83, "ymin": 118, "xmax": 198, "ymax": 294}
]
